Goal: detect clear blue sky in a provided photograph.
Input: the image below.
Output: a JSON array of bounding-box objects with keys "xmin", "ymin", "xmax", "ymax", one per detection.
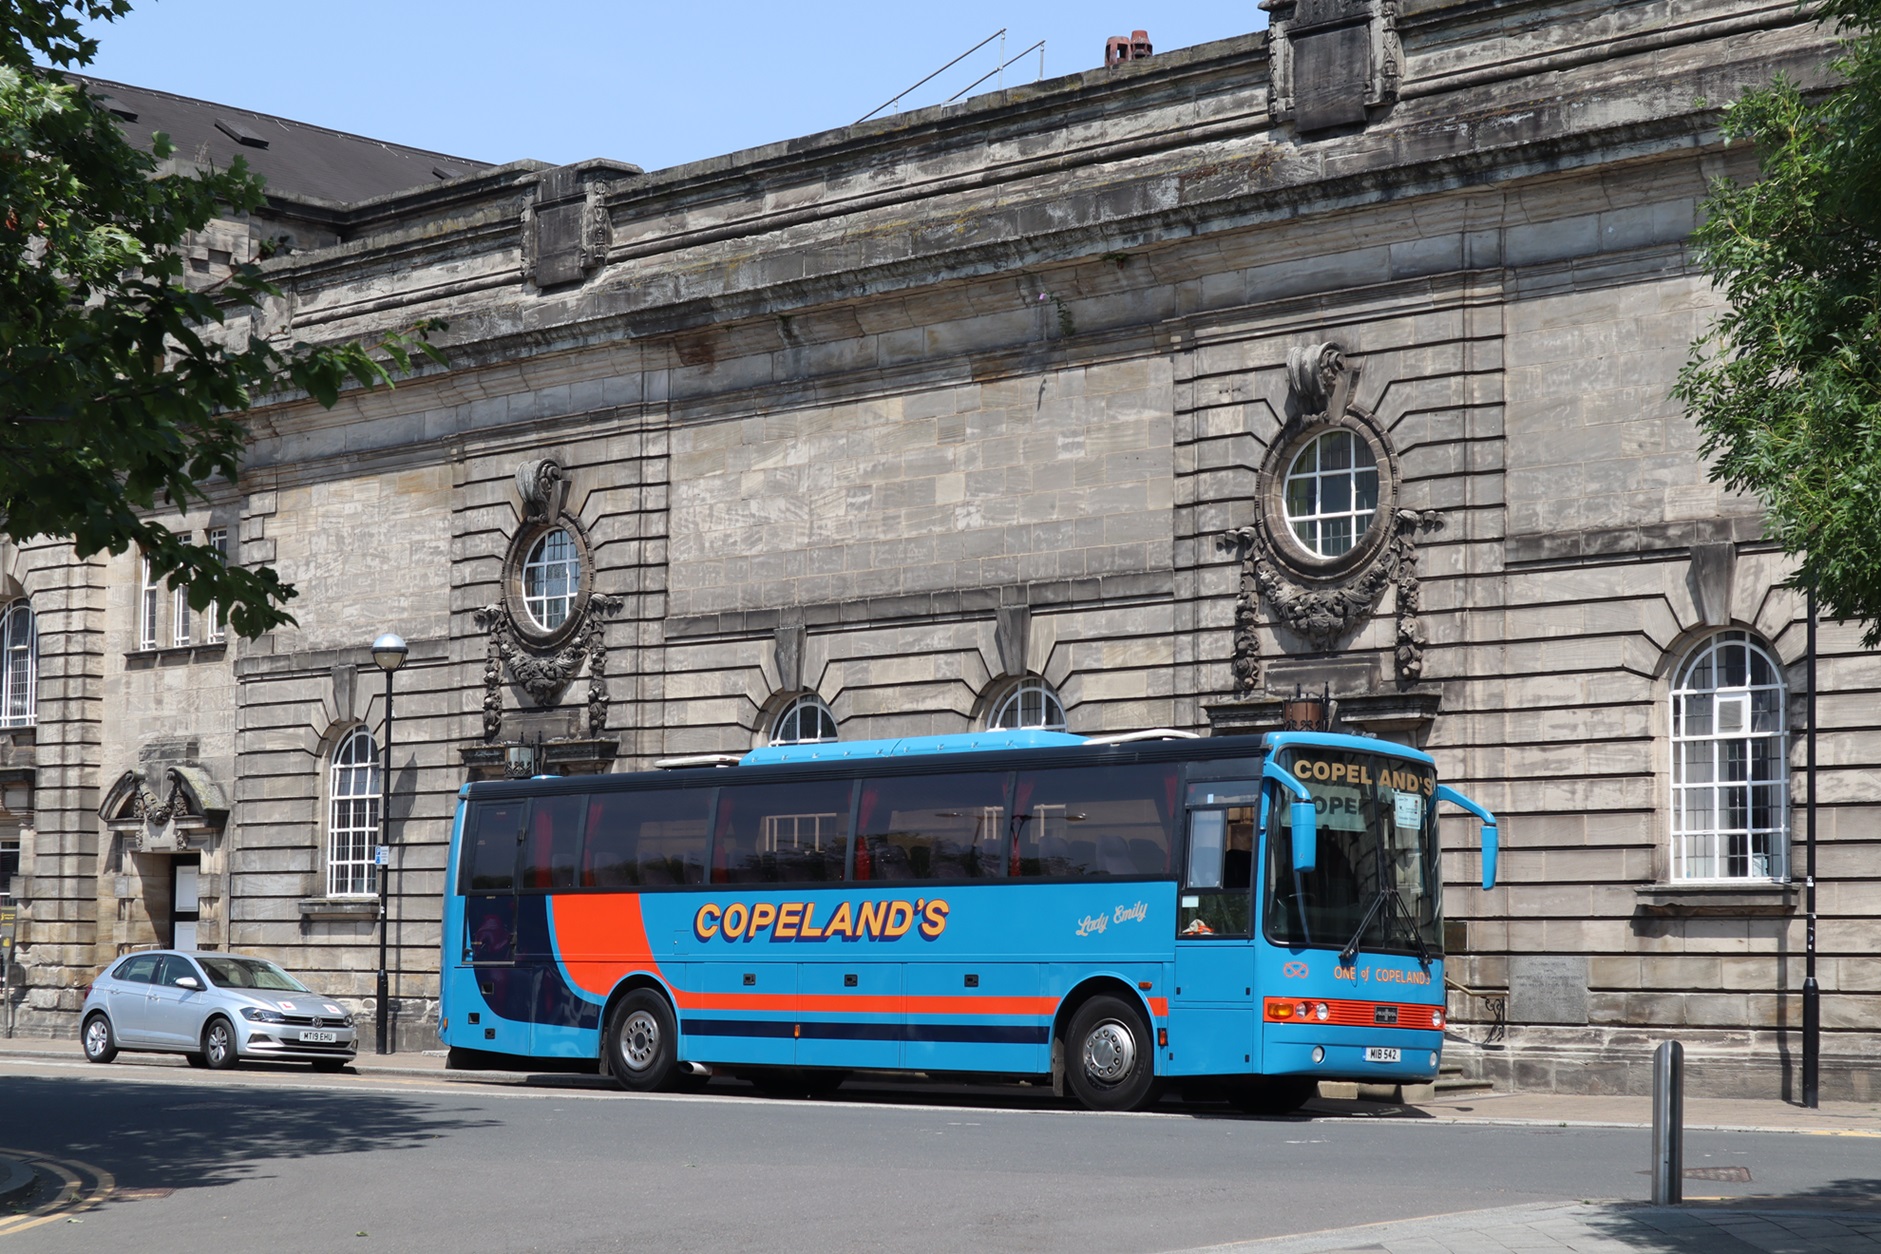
[{"xmin": 74, "ymin": 2, "xmax": 1267, "ymax": 172}]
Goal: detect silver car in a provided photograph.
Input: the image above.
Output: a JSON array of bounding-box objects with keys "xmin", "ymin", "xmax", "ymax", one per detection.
[{"xmin": 80, "ymin": 950, "xmax": 358, "ymax": 1072}]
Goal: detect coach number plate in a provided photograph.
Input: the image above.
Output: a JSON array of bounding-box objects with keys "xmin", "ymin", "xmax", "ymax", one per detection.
[{"xmin": 1364, "ymin": 1046, "xmax": 1400, "ymax": 1063}]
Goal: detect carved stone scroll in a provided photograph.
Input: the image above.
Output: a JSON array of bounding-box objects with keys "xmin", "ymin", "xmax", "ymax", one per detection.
[{"xmin": 515, "ymin": 457, "xmax": 567, "ymax": 522}]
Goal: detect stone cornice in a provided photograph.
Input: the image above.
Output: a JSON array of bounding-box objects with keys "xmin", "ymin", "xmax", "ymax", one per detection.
[{"xmin": 216, "ymin": 0, "xmax": 1831, "ymax": 452}]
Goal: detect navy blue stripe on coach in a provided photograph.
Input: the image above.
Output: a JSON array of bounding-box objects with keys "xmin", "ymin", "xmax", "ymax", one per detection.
[{"xmin": 684, "ymin": 1019, "xmax": 1048, "ymax": 1045}]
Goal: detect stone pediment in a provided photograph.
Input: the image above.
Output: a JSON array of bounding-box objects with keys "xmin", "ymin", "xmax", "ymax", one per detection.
[{"xmin": 99, "ymin": 765, "xmax": 230, "ymax": 849}]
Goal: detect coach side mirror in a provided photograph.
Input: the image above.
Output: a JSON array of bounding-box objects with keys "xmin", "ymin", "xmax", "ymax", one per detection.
[
  {"xmin": 1481, "ymin": 823, "xmax": 1499, "ymax": 890},
  {"xmin": 1290, "ymin": 800, "xmax": 1318, "ymax": 874}
]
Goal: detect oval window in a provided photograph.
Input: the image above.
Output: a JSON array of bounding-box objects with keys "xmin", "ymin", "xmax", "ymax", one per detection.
[
  {"xmin": 521, "ymin": 529, "xmax": 581, "ymax": 632},
  {"xmin": 1282, "ymin": 430, "xmax": 1380, "ymax": 558}
]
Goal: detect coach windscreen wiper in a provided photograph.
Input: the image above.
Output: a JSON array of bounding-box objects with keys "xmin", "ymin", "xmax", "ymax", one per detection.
[{"xmin": 1338, "ymin": 887, "xmax": 1432, "ymax": 970}]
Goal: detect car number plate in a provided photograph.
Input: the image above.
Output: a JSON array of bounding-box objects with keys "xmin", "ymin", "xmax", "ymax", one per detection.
[
  {"xmin": 299, "ymin": 1030, "xmax": 339, "ymax": 1044},
  {"xmin": 1365, "ymin": 1047, "xmax": 1401, "ymax": 1063}
]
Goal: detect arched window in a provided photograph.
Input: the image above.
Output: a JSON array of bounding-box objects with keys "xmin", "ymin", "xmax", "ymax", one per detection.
[
  {"xmin": 987, "ymin": 677, "xmax": 1067, "ymax": 732},
  {"xmin": 0, "ymin": 600, "xmax": 34, "ymax": 729},
  {"xmin": 328, "ymin": 726, "xmax": 381, "ymax": 897},
  {"xmin": 1283, "ymin": 429, "xmax": 1381, "ymax": 558},
  {"xmin": 521, "ymin": 528, "xmax": 581, "ymax": 632},
  {"xmin": 771, "ymin": 694, "xmax": 838, "ymax": 745},
  {"xmin": 1671, "ymin": 631, "xmax": 1788, "ymax": 880}
]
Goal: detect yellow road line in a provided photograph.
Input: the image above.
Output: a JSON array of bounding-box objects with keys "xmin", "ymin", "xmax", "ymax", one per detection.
[{"xmin": 0, "ymin": 1150, "xmax": 115, "ymax": 1239}]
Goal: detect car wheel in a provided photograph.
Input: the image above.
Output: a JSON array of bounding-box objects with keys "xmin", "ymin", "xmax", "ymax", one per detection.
[
  {"xmin": 606, "ymin": 989, "xmax": 678, "ymax": 1092},
  {"xmin": 201, "ymin": 1017, "xmax": 239, "ymax": 1071},
  {"xmin": 82, "ymin": 1012, "xmax": 118, "ymax": 1064},
  {"xmin": 1065, "ymin": 994, "xmax": 1161, "ymax": 1112},
  {"xmin": 185, "ymin": 1052, "xmax": 208, "ymax": 1069}
]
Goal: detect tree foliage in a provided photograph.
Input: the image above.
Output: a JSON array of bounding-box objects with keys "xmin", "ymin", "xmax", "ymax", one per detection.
[
  {"xmin": 1, "ymin": 1, "xmax": 442, "ymax": 638},
  {"xmin": 1676, "ymin": 0, "xmax": 1881, "ymax": 646}
]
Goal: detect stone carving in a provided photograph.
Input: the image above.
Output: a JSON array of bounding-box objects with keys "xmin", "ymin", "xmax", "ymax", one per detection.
[
  {"xmin": 1226, "ymin": 512, "xmax": 1440, "ymax": 691},
  {"xmin": 1393, "ymin": 510, "xmax": 1435, "ymax": 682},
  {"xmin": 1230, "ymin": 564, "xmax": 1262, "ymax": 695},
  {"xmin": 524, "ymin": 164, "xmax": 618, "ymax": 288},
  {"xmin": 515, "ymin": 457, "xmax": 566, "ymax": 521},
  {"xmin": 1287, "ymin": 342, "xmax": 1347, "ymax": 414},
  {"xmin": 131, "ymin": 775, "xmax": 188, "ymax": 826},
  {"xmin": 474, "ymin": 592, "xmax": 622, "ymax": 739},
  {"xmin": 586, "ymin": 593, "xmax": 623, "ymax": 737},
  {"xmin": 1222, "ymin": 334, "xmax": 1437, "ymax": 690},
  {"xmin": 1262, "ymin": 0, "xmax": 1402, "ymax": 133},
  {"xmin": 1252, "ymin": 538, "xmax": 1395, "ymax": 650}
]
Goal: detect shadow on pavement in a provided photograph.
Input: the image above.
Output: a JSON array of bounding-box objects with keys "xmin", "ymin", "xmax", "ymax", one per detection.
[
  {"xmin": 1582, "ymin": 1179, "xmax": 1881, "ymax": 1251},
  {"xmin": 1, "ymin": 1074, "xmax": 500, "ymax": 1195}
]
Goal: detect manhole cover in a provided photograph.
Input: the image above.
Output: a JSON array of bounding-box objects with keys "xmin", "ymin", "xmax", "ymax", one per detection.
[{"xmin": 1635, "ymin": 1166, "xmax": 1754, "ymax": 1183}]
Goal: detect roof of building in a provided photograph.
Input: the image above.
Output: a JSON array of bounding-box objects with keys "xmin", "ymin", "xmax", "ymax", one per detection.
[{"xmin": 67, "ymin": 73, "xmax": 496, "ymax": 205}]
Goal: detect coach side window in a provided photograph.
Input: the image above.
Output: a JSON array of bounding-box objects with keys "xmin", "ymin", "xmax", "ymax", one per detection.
[
  {"xmin": 583, "ymin": 790, "xmax": 711, "ymax": 887},
  {"xmin": 855, "ymin": 772, "xmax": 1007, "ymax": 881},
  {"xmin": 711, "ymin": 779, "xmax": 854, "ymax": 884},
  {"xmin": 522, "ymin": 793, "xmax": 586, "ymax": 890},
  {"xmin": 461, "ymin": 800, "xmax": 525, "ymax": 893},
  {"xmin": 1010, "ymin": 763, "xmax": 1178, "ymax": 878}
]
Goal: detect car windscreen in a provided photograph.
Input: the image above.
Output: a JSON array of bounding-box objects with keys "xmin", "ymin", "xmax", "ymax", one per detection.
[{"xmin": 196, "ymin": 956, "xmax": 310, "ymax": 992}]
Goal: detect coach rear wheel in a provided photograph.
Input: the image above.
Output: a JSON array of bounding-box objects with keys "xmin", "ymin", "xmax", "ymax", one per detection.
[
  {"xmin": 607, "ymin": 989, "xmax": 679, "ymax": 1092},
  {"xmin": 1065, "ymin": 995, "xmax": 1161, "ymax": 1112}
]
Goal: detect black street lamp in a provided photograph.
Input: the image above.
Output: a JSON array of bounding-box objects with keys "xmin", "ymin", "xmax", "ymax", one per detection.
[{"xmin": 371, "ymin": 631, "xmax": 408, "ymax": 1055}]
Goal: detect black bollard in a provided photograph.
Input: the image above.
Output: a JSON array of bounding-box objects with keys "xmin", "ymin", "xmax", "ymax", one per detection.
[{"xmin": 1651, "ymin": 1040, "xmax": 1684, "ymax": 1205}]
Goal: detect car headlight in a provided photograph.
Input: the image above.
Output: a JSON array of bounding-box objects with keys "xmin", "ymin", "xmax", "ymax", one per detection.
[{"xmin": 241, "ymin": 1007, "xmax": 287, "ymax": 1023}]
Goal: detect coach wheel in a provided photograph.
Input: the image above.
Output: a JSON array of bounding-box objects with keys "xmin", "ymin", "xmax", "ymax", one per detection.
[
  {"xmin": 1065, "ymin": 995, "xmax": 1161, "ymax": 1112},
  {"xmin": 607, "ymin": 989, "xmax": 679, "ymax": 1092}
]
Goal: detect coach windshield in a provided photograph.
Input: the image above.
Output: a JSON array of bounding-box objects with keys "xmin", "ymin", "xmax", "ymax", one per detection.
[{"xmin": 1263, "ymin": 749, "xmax": 1442, "ymax": 958}]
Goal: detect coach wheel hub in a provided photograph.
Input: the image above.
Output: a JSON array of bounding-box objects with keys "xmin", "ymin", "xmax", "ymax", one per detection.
[
  {"xmin": 621, "ymin": 1009, "xmax": 660, "ymax": 1072},
  {"xmin": 1082, "ymin": 1019, "xmax": 1136, "ymax": 1084}
]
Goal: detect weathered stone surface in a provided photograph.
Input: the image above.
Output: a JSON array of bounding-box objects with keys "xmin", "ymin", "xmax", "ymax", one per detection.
[{"xmin": 3, "ymin": 0, "xmax": 1874, "ymax": 1102}]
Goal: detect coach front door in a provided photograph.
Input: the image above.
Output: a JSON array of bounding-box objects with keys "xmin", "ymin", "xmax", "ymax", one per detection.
[{"xmin": 1169, "ymin": 784, "xmax": 1258, "ymax": 1077}]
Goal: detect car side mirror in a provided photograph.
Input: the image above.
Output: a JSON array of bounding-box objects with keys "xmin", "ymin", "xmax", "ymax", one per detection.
[{"xmin": 175, "ymin": 976, "xmax": 201, "ymax": 991}]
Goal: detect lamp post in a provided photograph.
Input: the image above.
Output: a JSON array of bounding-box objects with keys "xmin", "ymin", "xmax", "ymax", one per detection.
[
  {"xmin": 371, "ymin": 631, "xmax": 408, "ymax": 1055},
  {"xmin": 1803, "ymin": 590, "xmax": 1819, "ymax": 1108}
]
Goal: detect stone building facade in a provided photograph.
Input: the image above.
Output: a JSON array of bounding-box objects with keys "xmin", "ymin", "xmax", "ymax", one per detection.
[{"xmin": 5, "ymin": 0, "xmax": 1874, "ymax": 1098}]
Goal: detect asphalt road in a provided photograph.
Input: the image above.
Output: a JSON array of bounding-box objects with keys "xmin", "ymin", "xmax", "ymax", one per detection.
[{"xmin": 1, "ymin": 1058, "xmax": 1874, "ymax": 1253}]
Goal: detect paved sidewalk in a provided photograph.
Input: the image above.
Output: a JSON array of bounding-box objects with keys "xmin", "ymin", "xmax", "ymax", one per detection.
[{"xmin": 1200, "ymin": 1201, "xmax": 1881, "ymax": 1253}]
